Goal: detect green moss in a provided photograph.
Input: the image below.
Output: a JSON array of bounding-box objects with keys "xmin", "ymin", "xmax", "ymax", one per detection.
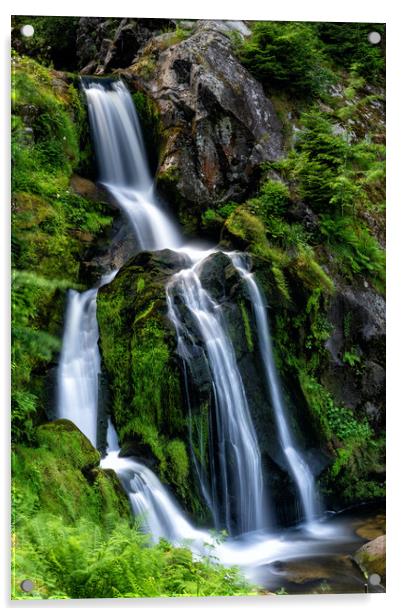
[
  {"xmin": 239, "ymin": 301, "xmax": 254, "ymax": 352},
  {"xmin": 131, "ymin": 318, "xmax": 181, "ymax": 431},
  {"xmin": 12, "ymin": 420, "xmax": 131, "ymax": 527},
  {"xmin": 166, "ymin": 439, "xmax": 190, "ymax": 496},
  {"xmin": 226, "ymin": 207, "xmax": 266, "ymax": 245},
  {"xmin": 132, "ymin": 91, "xmax": 162, "ymax": 174},
  {"xmin": 36, "ymin": 420, "xmax": 100, "ymax": 469},
  {"xmin": 11, "ymin": 55, "xmax": 113, "ymax": 443},
  {"xmin": 136, "ymin": 277, "xmax": 145, "ymax": 293},
  {"xmin": 291, "ymin": 248, "xmax": 335, "ymax": 294}
]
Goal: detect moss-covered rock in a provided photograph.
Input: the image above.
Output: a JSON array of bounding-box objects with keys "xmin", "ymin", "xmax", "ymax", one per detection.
[
  {"xmin": 12, "ymin": 420, "xmax": 131, "ymax": 526},
  {"xmin": 354, "ymin": 535, "xmax": 386, "ymax": 583},
  {"xmin": 97, "ymin": 249, "xmax": 208, "ymax": 516}
]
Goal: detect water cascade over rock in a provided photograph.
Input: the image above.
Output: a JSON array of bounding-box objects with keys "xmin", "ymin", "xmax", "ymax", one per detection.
[
  {"xmin": 57, "ymin": 78, "xmax": 333, "ymax": 576},
  {"xmin": 167, "ymin": 259, "xmax": 265, "ymax": 534},
  {"xmin": 230, "ymin": 254, "xmax": 320, "ymax": 527}
]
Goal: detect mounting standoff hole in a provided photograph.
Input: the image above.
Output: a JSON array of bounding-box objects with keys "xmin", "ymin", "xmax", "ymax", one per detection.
[
  {"xmin": 20, "ymin": 579, "xmax": 34, "ymax": 593},
  {"xmin": 20, "ymin": 24, "xmax": 34, "ymax": 38},
  {"xmin": 369, "ymin": 573, "xmax": 381, "ymax": 586},
  {"xmin": 368, "ymin": 31, "xmax": 381, "ymax": 45}
]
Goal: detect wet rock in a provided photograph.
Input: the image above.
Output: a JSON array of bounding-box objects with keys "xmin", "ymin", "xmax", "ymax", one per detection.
[
  {"xmin": 354, "ymin": 534, "xmax": 386, "ymax": 582},
  {"xmin": 70, "ymin": 174, "xmax": 109, "ymax": 201},
  {"xmin": 286, "ymin": 200, "xmax": 320, "ymax": 233},
  {"xmin": 123, "ymin": 20, "xmax": 282, "ymax": 219}
]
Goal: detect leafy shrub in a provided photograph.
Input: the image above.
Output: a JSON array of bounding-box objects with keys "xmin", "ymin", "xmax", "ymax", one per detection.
[
  {"xmin": 11, "ymin": 16, "xmax": 80, "ymax": 70},
  {"xmin": 239, "ymin": 21, "xmax": 334, "ymax": 98},
  {"xmin": 12, "ymin": 514, "xmax": 255, "ymax": 599},
  {"xmin": 314, "ymin": 22, "xmax": 385, "ymax": 83},
  {"xmin": 319, "ymin": 215, "xmax": 385, "ymax": 291}
]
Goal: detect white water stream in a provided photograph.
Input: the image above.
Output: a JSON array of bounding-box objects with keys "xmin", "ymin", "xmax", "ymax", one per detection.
[{"xmin": 56, "ymin": 79, "xmax": 334, "ymax": 579}]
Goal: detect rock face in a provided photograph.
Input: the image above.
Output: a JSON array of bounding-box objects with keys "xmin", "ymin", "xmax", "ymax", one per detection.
[
  {"xmin": 77, "ymin": 17, "xmax": 175, "ymax": 75},
  {"xmin": 121, "ymin": 20, "xmax": 282, "ymax": 226},
  {"xmin": 323, "ymin": 285, "xmax": 386, "ymax": 426}
]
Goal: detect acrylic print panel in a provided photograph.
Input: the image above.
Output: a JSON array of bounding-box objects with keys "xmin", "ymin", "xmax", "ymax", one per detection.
[{"xmin": 11, "ymin": 15, "xmax": 386, "ymax": 599}]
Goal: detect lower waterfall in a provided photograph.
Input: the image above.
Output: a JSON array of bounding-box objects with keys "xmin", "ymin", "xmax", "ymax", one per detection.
[
  {"xmin": 167, "ymin": 259, "xmax": 265, "ymax": 535},
  {"xmin": 230, "ymin": 254, "xmax": 320, "ymax": 526},
  {"xmin": 101, "ymin": 421, "xmax": 211, "ymax": 549}
]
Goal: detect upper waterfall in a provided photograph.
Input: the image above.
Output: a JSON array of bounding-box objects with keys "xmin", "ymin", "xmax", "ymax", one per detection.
[{"xmin": 83, "ymin": 80, "xmax": 182, "ymax": 252}]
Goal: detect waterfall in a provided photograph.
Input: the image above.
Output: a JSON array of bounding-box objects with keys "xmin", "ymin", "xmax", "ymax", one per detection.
[
  {"xmin": 101, "ymin": 421, "xmax": 211, "ymax": 549},
  {"xmin": 166, "ymin": 261, "xmax": 265, "ymax": 535},
  {"xmin": 57, "ymin": 287, "xmax": 100, "ymax": 447},
  {"xmin": 57, "ymin": 272, "xmax": 116, "ymax": 447},
  {"xmin": 82, "ymin": 80, "xmax": 181, "ymax": 251},
  {"xmin": 230, "ymin": 254, "xmax": 320, "ymax": 525},
  {"xmin": 57, "ymin": 79, "xmax": 323, "ymax": 560}
]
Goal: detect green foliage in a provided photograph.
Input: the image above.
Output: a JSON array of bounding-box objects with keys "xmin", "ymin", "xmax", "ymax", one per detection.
[
  {"xmin": 268, "ymin": 108, "xmax": 385, "ymax": 289},
  {"xmin": 299, "ymin": 370, "xmax": 369, "ymax": 442},
  {"xmin": 11, "ymin": 56, "xmax": 113, "ymax": 443},
  {"xmin": 239, "ymin": 21, "xmax": 334, "ymax": 98},
  {"xmin": 12, "ymin": 514, "xmax": 255, "ymax": 600},
  {"xmin": 299, "ymin": 370, "xmax": 385, "ymax": 504},
  {"xmin": 11, "ymin": 16, "xmax": 80, "ymax": 70},
  {"xmin": 201, "ymin": 202, "xmax": 238, "ymax": 233},
  {"xmin": 319, "ymin": 214, "xmax": 385, "ymax": 291},
  {"xmin": 257, "ymin": 179, "xmax": 291, "ymax": 216},
  {"xmin": 314, "ymin": 22, "xmax": 385, "ymax": 84},
  {"xmin": 342, "ymin": 348, "xmax": 361, "ymax": 368}
]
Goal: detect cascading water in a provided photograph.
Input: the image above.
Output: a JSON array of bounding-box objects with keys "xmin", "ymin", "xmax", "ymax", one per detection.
[
  {"xmin": 56, "ymin": 78, "xmax": 336, "ymax": 580},
  {"xmin": 83, "ymin": 79, "xmax": 181, "ymax": 252},
  {"xmin": 57, "ymin": 288, "xmax": 100, "ymax": 447},
  {"xmin": 166, "ymin": 261, "xmax": 265, "ymax": 535},
  {"xmin": 57, "ymin": 271, "xmax": 116, "ymax": 447},
  {"xmin": 230, "ymin": 254, "xmax": 320, "ymax": 525},
  {"xmin": 101, "ymin": 421, "xmax": 211, "ymax": 549}
]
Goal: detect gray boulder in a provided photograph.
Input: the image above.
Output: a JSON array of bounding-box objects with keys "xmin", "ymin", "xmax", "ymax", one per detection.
[{"xmin": 122, "ymin": 20, "xmax": 282, "ymax": 220}]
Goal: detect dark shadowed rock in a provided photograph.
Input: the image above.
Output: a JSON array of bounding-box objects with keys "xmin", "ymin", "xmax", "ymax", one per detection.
[
  {"xmin": 77, "ymin": 17, "xmax": 175, "ymax": 75},
  {"xmin": 322, "ymin": 285, "xmax": 385, "ymax": 424}
]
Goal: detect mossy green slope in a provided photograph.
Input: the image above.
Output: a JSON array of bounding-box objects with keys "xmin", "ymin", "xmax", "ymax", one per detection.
[
  {"xmin": 11, "ymin": 54, "xmax": 113, "ymax": 443},
  {"xmin": 13, "ymin": 420, "xmax": 253, "ymax": 599}
]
